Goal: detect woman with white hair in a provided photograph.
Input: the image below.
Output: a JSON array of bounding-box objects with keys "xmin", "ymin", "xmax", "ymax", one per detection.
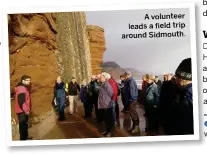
[
  {"xmin": 54, "ymin": 76, "xmax": 66, "ymax": 121},
  {"xmin": 98, "ymin": 72, "xmax": 114, "ymax": 137}
]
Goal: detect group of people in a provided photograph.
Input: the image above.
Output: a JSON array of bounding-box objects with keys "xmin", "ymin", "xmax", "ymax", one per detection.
[
  {"xmin": 13, "ymin": 57, "xmax": 193, "ymax": 140},
  {"xmin": 140, "ymin": 58, "xmax": 193, "ymax": 135},
  {"xmin": 53, "ymin": 71, "xmax": 140, "ymax": 137}
]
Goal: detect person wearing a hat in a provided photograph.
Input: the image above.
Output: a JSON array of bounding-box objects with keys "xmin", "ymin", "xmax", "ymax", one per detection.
[
  {"xmin": 14, "ymin": 75, "xmax": 32, "ymax": 140},
  {"xmin": 175, "ymin": 58, "xmax": 193, "ymax": 135},
  {"xmin": 124, "ymin": 71, "xmax": 140, "ymax": 134}
]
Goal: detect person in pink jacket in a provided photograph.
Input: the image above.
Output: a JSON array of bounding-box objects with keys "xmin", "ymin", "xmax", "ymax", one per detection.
[{"xmin": 14, "ymin": 75, "xmax": 32, "ymax": 140}]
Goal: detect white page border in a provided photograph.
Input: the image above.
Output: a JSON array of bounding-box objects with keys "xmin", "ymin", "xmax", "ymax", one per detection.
[{"xmin": 1, "ymin": 2, "xmax": 199, "ymax": 146}]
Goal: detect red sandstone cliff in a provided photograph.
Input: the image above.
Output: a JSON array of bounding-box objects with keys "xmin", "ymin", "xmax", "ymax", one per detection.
[
  {"xmin": 9, "ymin": 15, "xmax": 106, "ymax": 124},
  {"xmin": 9, "ymin": 14, "xmax": 59, "ymax": 120},
  {"xmin": 87, "ymin": 25, "xmax": 106, "ymax": 75}
]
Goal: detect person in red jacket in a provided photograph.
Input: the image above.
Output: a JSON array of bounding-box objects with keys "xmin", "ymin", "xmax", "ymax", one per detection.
[
  {"xmin": 14, "ymin": 75, "xmax": 32, "ymax": 140},
  {"xmin": 108, "ymin": 76, "xmax": 120, "ymax": 127}
]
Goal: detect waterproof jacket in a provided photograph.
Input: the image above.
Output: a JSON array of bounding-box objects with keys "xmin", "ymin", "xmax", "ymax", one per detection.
[
  {"xmin": 145, "ymin": 82, "xmax": 160, "ymax": 105},
  {"xmin": 68, "ymin": 82, "xmax": 80, "ymax": 96},
  {"xmin": 80, "ymin": 85, "xmax": 89, "ymax": 104},
  {"xmin": 125, "ymin": 77, "xmax": 138, "ymax": 104},
  {"xmin": 54, "ymin": 81, "xmax": 65, "ymax": 98},
  {"xmin": 88, "ymin": 80, "xmax": 101, "ymax": 103},
  {"xmin": 15, "ymin": 84, "xmax": 31, "ymax": 114},
  {"xmin": 98, "ymin": 81, "xmax": 114, "ymax": 109},
  {"xmin": 108, "ymin": 78, "xmax": 119, "ymax": 102}
]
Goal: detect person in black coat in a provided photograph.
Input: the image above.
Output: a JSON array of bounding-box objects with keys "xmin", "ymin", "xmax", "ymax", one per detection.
[
  {"xmin": 159, "ymin": 76, "xmax": 181, "ymax": 135},
  {"xmin": 119, "ymin": 74, "xmax": 128, "ymax": 112},
  {"xmin": 80, "ymin": 80, "xmax": 91, "ymax": 118},
  {"xmin": 174, "ymin": 58, "xmax": 193, "ymax": 135},
  {"xmin": 68, "ymin": 77, "xmax": 80, "ymax": 115},
  {"xmin": 88, "ymin": 75, "xmax": 102, "ymax": 122}
]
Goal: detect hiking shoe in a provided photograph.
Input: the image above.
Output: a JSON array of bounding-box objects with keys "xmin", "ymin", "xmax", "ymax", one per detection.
[
  {"xmin": 131, "ymin": 126, "xmax": 140, "ymax": 134},
  {"xmin": 128, "ymin": 123, "xmax": 136, "ymax": 132},
  {"xmin": 106, "ymin": 132, "xmax": 112, "ymax": 137},
  {"xmin": 101, "ymin": 132, "xmax": 107, "ymax": 136}
]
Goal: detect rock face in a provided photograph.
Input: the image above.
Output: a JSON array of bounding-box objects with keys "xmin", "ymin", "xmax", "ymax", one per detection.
[
  {"xmin": 8, "ymin": 13, "xmax": 106, "ymax": 127},
  {"xmin": 87, "ymin": 25, "xmax": 106, "ymax": 75},
  {"xmin": 56, "ymin": 12, "xmax": 92, "ymax": 83},
  {"xmin": 8, "ymin": 13, "xmax": 59, "ymax": 121}
]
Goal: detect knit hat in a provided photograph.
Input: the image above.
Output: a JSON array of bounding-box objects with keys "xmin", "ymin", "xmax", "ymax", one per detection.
[{"xmin": 175, "ymin": 58, "xmax": 192, "ymax": 80}]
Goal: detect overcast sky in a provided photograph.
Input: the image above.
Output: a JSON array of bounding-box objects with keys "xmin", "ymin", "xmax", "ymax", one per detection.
[{"xmin": 86, "ymin": 8, "xmax": 191, "ymax": 75}]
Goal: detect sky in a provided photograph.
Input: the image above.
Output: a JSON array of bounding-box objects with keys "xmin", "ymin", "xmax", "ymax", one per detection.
[{"xmin": 86, "ymin": 8, "xmax": 191, "ymax": 75}]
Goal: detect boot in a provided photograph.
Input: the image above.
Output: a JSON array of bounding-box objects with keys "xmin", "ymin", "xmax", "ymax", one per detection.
[
  {"xmin": 131, "ymin": 126, "xmax": 140, "ymax": 134},
  {"xmin": 101, "ymin": 131, "xmax": 107, "ymax": 136},
  {"xmin": 106, "ymin": 132, "xmax": 112, "ymax": 137},
  {"xmin": 128, "ymin": 122, "xmax": 135, "ymax": 132}
]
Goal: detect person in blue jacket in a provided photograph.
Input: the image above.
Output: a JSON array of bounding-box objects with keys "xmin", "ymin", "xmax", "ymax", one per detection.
[
  {"xmin": 54, "ymin": 76, "xmax": 66, "ymax": 121},
  {"xmin": 124, "ymin": 71, "xmax": 140, "ymax": 134}
]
